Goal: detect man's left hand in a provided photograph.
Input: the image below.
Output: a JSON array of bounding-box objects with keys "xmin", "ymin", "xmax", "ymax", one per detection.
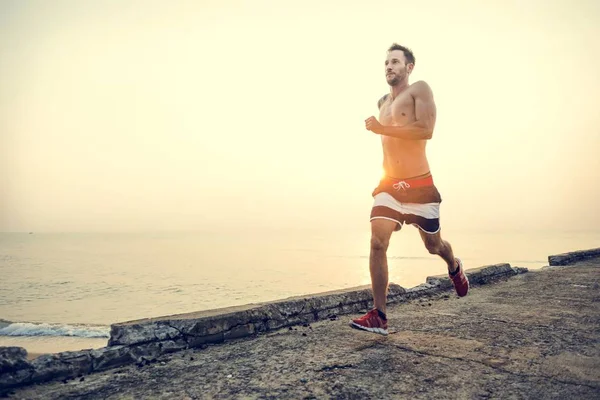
[{"xmin": 365, "ymin": 116, "xmax": 384, "ymax": 134}]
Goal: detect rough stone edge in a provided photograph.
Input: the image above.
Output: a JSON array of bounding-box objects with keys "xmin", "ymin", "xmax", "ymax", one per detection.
[
  {"xmin": 0, "ymin": 261, "xmax": 528, "ymax": 392},
  {"xmin": 548, "ymin": 248, "xmax": 600, "ymax": 266},
  {"xmin": 108, "ymin": 283, "xmax": 407, "ymax": 347},
  {"xmin": 425, "ymin": 263, "xmax": 528, "ymax": 289},
  {"xmin": 0, "ymin": 341, "xmax": 195, "ymax": 392}
]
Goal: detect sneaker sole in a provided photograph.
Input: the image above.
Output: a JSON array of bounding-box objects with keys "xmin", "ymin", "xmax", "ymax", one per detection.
[{"xmin": 349, "ymin": 322, "xmax": 388, "ymax": 336}]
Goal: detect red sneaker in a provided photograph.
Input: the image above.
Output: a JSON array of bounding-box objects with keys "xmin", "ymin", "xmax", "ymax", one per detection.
[
  {"xmin": 349, "ymin": 309, "xmax": 388, "ymax": 336},
  {"xmin": 450, "ymin": 257, "xmax": 469, "ymax": 297}
]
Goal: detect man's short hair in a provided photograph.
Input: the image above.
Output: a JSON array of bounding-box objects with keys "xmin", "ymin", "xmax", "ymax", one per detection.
[{"xmin": 387, "ymin": 43, "xmax": 415, "ymax": 66}]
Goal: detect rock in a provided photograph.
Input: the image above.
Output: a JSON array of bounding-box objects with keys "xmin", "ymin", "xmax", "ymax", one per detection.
[
  {"xmin": 0, "ymin": 367, "xmax": 33, "ymax": 390},
  {"xmin": 109, "ymin": 322, "xmax": 181, "ymax": 347},
  {"xmin": 427, "ymin": 263, "xmax": 519, "ymax": 288},
  {"xmin": 224, "ymin": 323, "xmax": 255, "ymax": 340},
  {"xmin": 90, "ymin": 346, "xmax": 136, "ymax": 372},
  {"xmin": 30, "ymin": 351, "xmax": 92, "ymax": 384},
  {"xmin": 129, "ymin": 342, "xmax": 163, "ymax": 362},
  {"xmin": 187, "ymin": 332, "xmax": 225, "ymax": 348},
  {"xmin": 467, "ymin": 264, "xmax": 516, "ymax": 284},
  {"xmin": 425, "ymin": 275, "xmax": 453, "ymax": 290},
  {"xmin": 512, "ymin": 266, "xmax": 529, "ymax": 274},
  {"xmin": 107, "ymin": 283, "xmax": 407, "ymax": 352},
  {"xmin": 0, "ymin": 347, "xmax": 30, "ymax": 374},
  {"xmin": 158, "ymin": 339, "xmax": 188, "ymax": 354},
  {"xmin": 548, "ymin": 248, "xmax": 600, "ymax": 266},
  {"xmin": 405, "ymin": 283, "xmax": 439, "ymax": 299}
]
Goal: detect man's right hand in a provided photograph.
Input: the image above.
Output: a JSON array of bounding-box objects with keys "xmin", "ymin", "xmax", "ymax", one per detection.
[{"xmin": 365, "ymin": 116, "xmax": 385, "ymax": 135}]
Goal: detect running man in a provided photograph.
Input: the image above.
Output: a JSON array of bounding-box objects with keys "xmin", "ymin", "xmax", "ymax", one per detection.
[{"xmin": 350, "ymin": 43, "xmax": 469, "ymax": 336}]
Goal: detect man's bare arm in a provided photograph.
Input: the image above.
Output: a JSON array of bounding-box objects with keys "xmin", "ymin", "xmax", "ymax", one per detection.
[{"xmin": 367, "ymin": 81, "xmax": 437, "ymax": 140}]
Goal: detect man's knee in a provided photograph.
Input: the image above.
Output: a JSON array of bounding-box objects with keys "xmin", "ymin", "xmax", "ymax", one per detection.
[{"xmin": 370, "ymin": 234, "xmax": 390, "ymax": 252}]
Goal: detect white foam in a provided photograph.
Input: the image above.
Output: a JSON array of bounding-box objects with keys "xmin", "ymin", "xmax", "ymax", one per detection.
[{"xmin": 0, "ymin": 322, "xmax": 110, "ymax": 338}]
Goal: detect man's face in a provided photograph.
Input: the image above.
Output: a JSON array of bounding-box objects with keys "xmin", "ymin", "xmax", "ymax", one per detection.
[{"xmin": 385, "ymin": 50, "xmax": 412, "ymax": 86}]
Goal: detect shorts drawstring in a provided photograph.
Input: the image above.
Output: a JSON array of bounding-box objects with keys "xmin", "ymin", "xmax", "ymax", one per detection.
[{"xmin": 393, "ymin": 181, "xmax": 411, "ymax": 191}]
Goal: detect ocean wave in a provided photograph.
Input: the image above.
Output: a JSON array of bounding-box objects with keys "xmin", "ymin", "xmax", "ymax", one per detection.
[{"xmin": 0, "ymin": 322, "xmax": 110, "ymax": 338}]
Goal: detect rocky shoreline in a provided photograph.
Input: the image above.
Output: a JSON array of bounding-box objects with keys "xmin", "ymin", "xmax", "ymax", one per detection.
[{"xmin": 2, "ymin": 247, "xmax": 599, "ymax": 399}]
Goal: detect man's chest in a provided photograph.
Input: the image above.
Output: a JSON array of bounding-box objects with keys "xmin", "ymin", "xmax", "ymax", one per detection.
[{"xmin": 379, "ymin": 93, "xmax": 415, "ymax": 125}]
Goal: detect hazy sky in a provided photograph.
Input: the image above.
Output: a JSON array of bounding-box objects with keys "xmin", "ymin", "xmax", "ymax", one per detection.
[{"xmin": 1, "ymin": 0, "xmax": 599, "ymax": 233}]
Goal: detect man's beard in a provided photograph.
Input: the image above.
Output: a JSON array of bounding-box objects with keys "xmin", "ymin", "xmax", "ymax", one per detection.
[{"xmin": 386, "ymin": 71, "xmax": 405, "ymax": 86}]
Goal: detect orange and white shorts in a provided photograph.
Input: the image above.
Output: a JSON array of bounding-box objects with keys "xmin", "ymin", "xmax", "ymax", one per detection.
[{"xmin": 370, "ymin": 173, "xmax": 442, "ymax": 234}]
